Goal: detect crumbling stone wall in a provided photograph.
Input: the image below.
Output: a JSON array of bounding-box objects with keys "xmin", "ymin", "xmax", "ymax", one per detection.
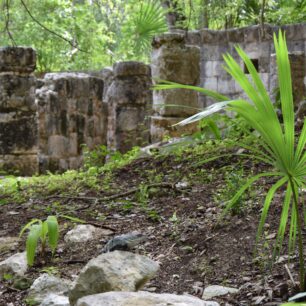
[
  {"xmin": 105, "ymin": 62, "xmax": 152, "ymax": 152},
  {"xmin": 36, "ymin": 73, "xmax": 106, "ymax": 173},
  {"xmin": 185, "ymin": 23, "xmax": 306, "ymax": 116},
  {"xmin": 0, "ymin": 47, "xmax": 38, "ymax": 175},
  {"xmin": 151, "ymin": 33, "xmax": 200, "ymax": 142}
]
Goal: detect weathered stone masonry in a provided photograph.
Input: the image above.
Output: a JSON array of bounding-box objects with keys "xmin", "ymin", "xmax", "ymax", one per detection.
[
  {"xmin": 0, "ymin": 23, "xmax": 305, "ymax": 175},
  {"xmin": 0, "ymin": 49, "xmax": 152, "ymax": 175},
  {"xmin": 0, "ymin": 47, "xmax": 38, "ymax": 175},
  {"xmin": 184, "ymin": 23, "xmax": 306, "ymax": 110},
  {"xmin": 105, "ymin": 62, "xmax": 152, "ymax": 153},
  {"xmin": 36, "ymin": 73, "xmax": 106, "ymax": 173}
]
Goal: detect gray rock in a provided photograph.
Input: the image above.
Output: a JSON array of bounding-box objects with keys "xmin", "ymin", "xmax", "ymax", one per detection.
[
  {"xmin": 28, "ymin": 274, "xmax": 71, "ymax": 304},
  {"xmin": 0, "ymin": 236, "xmax": 19, "ymax": 253},
  {"xmin": 69, "ymin": 251, "xmax": 159, "ymax": 305},
  {"xmin": 76, "ymin": 291, "xmax": 219, "ymax": 306},
  {"xmin": 202, "ymin": 285, "xmax": 239, "ymax": 300},
  {"xmin": 0, "ymin": 252, "xmax": 27, "ymax": 279},
  {"xmin": 64, "ymin": 224, "xmax": 113, "ymax": 246},
  {"xmin": 40, "ymin": 293, "xmax": 70, "ymax": 306}
]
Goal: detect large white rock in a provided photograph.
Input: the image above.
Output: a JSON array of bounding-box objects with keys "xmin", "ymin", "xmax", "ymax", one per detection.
[
  {"xmin": 40, "ymin": 293, "xmax": 70, "ymax": 306},
  {"xmin": 0, "ymin": 252, "xmax": 27, "ymax": 279},
  {"xmin": 64, "ymin": 224, "xmax": 113, "ymax": 245},
  {"xmin": 69, "ymin": 251, "xmax": 159, "ymax": 305},
  {"xmin": 76, "ymin": 291, "xmax": 220, "ymax": 306},
  {"xmin": 28, "ymin": 274, "xmax": 71, "ymax": 304},
  {"xmin": 202, "ymin": 285, "xmax": 239, "ymax": 300}
]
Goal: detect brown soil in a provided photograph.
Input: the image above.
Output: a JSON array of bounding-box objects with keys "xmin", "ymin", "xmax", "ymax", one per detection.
[{"xmin": 0, "ymin": 151, "xmax": 303, "ymax": 306}]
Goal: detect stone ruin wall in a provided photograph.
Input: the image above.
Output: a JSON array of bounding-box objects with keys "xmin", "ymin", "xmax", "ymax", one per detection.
[
  {"xmin": 0, "ymin": 48, "xmax": 152, "ymax": 175},
  {"xmin": 105, "ymin": 62, "xmax": 152, "ymax": 153},
  {"xmin": 0, "ymin": 23, "xmax": 305, "ymax": 175},
  {"xmin": 184, "ymin": 23, "xmax": 306, "ymax": 111},
  {"xmin": 151, "ymin": 23, "xmax": 306, "ymax": 141},
  {"xmin": 0, "ymin": 47, "xmax": 38, "ymax": 175},
  {"xmin": 36, "ymin": 72, "xmax": 106, "ymax": 173}
]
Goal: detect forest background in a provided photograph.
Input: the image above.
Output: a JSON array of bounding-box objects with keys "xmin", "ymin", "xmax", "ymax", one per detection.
[{"xmin": 0, "ymin": 0, "xmax": 305, "ymax": 72}]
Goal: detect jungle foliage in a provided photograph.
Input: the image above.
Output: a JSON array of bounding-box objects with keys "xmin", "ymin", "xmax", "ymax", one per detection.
[{"xmin": 0, "ymin": 0, "xmax": 305, "ymax": 72}]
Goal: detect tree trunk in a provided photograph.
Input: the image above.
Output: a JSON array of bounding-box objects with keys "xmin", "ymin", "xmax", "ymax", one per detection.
[{"xmin": 162, "ymin": 0, "xmax": 186, "ymax": 31}]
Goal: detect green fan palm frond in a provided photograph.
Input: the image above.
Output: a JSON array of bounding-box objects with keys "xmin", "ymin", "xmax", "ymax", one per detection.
[
  {"xmin": 131, "ymin": 1, "xmax": 167, "ymax": 54},
  {"xmin": 154, "ymin": 31, "xmax": 306, "ymax": 290}
]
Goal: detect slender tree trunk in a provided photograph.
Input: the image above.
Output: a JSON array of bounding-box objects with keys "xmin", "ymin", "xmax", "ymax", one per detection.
[
  {"xmin": 162, "ymin": 0, "xmax": 186, "ymax": 31},
  {"xmin": 260, "ymin": 0, "xmax": 266, "ymax": 38},
  {"xmin": 199, "ymin": 0, "xmax": 209, "ymax": 28}
]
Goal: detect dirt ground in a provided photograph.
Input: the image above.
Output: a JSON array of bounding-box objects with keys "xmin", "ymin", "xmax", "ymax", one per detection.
[{"xmin": 0, "ymin": 150, "xmax": 303, "ymax": 305}]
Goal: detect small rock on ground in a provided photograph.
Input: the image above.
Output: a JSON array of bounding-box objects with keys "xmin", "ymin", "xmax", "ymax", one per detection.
[
  {"xmin": 0, "ymin": 252, "xmax": 27, "ymax": 279},
  {"xmin": 64, "ymin": 224, "xmax": 113, "ymax": 245},
  {"xmin": 202, "ymin": 285, "xmax": 239, "ymax": 300},
  {"xmin": 27, "ymin": 273, "xmax": 71, "ymax": 304},
  {"xmin": 40, "ymin": 293, "xmax": 70, "ymax": 306},
  {"xmin": 75, "ymin": 291, "xmax": 220, "ymax": 306},
  {"xmin": 0, "ymin": 236, "xmax": 19, "ymax": 253}
]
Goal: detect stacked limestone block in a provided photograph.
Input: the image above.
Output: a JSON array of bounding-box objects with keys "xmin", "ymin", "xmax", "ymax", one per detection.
[
  {"xmin": 196, "ymin": 25, "xmax": 274, "ymax": 107},
  {"xmin": 185, "ymin": 24, "xmax": 306, "ymax": 110},
  {"xmin": 36, "ymin": 73, "xmax": 106, "ymax": 173},
  {"xmin": 105, "ymin": 62, "xmax": 152, "ymax": 153},
  {"xmin": 0, "ymin": 47, "xmax": 38, "ymax": 175},
  {"xmin": 151, "ymin": 33, "xmax": 201, "ymax": 142}
]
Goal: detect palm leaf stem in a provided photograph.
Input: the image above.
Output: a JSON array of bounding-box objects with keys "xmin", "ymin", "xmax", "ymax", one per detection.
[{"xmin": 289, "ymin": 176, "xmax": 305, "ymax": 291}]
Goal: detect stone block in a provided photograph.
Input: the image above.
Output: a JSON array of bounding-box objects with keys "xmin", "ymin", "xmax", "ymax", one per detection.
[
  {"xmin": 106, "ymin": 77, "xmax": 152, "ymax": 106},
  {"xmin": 117, "ymin": 107, "xmax": 144, "ymax": 132},
  {"xmin": 0, "ymin": 75, "xmax": 36, "ymax": 111},
  {"xmin": 152, "ymin": 45, "xmax": 200, "ymax": 85},
  {"xmin": 280, "ymin": 24, "xmax": 306, "ymax": 41},
  {"xmin": 203, "ymin": 60, "xmax": 225, "ymax": 77},
  {"xmin": 0, "ymin": 47, "xmax": 36, "ymax": 73},
  {"xmin": 201, "ymin": 45, "xmax": 230, "ymax": 61},
  {"xmin": 150, "ymin": 116, "xmax": 199, "ymax": 143},
  {"xmin": 114, "ymin": 61, "xmax": 150, "ymax": 77},
  {"xmin": 152, "ymin": 33, "xmax": 185, "ymax": 49},
  {"xmin": 47, "ymin": 135, "xmax": 69, "ymax": 158},
  {"xmin": 243, "ymin": 25, "xmax": 260, "ymax": 43},
  {"xmin": 0, "ymin": 114, "xmax": 37, "ymax": 155},
  {"xmin": 227, "ymin": 28, "xmax": 245, "ymax": 43},
  {"xmin": 68, "ymin": 133, "xmax": 78, "ymax": 156},
  {"xmin": 200, "ymin": 29, "xmax": 227, "ymax": 44},
  {"xmin": 153, "ymin": 89, "xmax": 199, "ymax": 117},
  {"xmin": 201, "ymin": 77, "xmax": 218, "ymax": 92},
  {"xmin": 186, "ymin": 30, "xmax": 201, "ymax": 45},
  {"xmin": 287, "ymin": 41, "xmax": 305, "ymax": 53},
  {"xmin": 217, "ymin": 78, "xmax": 236, "ymax": 95},
  {"xmin": 0, "ymin": 154, "xmax": 38, "ymax": 176}
]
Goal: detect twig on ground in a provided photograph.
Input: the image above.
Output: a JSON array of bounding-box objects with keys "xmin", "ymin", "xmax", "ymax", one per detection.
[
  {"xmin": 45, "ymin": 182, "xmax": 180, "ymax": 203},
  {"xmin": 285, "ymin": 263, "xmax": 297, "ymax": 286}
]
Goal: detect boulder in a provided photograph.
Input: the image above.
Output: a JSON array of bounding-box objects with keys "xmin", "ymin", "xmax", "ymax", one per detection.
[
  {"xmin": 69, "ymin": 251, "xmax": 159, "ymax": 305},
  {"xmin": 75, "ymin": 291, "xmax": 220, "ymax": 306},
  {"xmin": 0, "ymin": 252, "xmax": 27, "ymax": 279},
  {"xmin": 27, "ymin": 274, "xmax": 71, "ymax": 304}
]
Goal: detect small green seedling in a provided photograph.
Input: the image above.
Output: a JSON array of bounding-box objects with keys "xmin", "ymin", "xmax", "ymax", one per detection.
[{"xmin": 19, "ymin": 216, "xmax": 59, "ymax": 266}]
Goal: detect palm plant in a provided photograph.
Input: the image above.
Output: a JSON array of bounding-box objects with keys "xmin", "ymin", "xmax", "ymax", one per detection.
[
  {"xmin": 124, "ymin": 0, "xmax": 168, "ymax": 55},
  {"xmin": 154, "ymin": 31, "xmax": 306, "ymax": 290}
]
